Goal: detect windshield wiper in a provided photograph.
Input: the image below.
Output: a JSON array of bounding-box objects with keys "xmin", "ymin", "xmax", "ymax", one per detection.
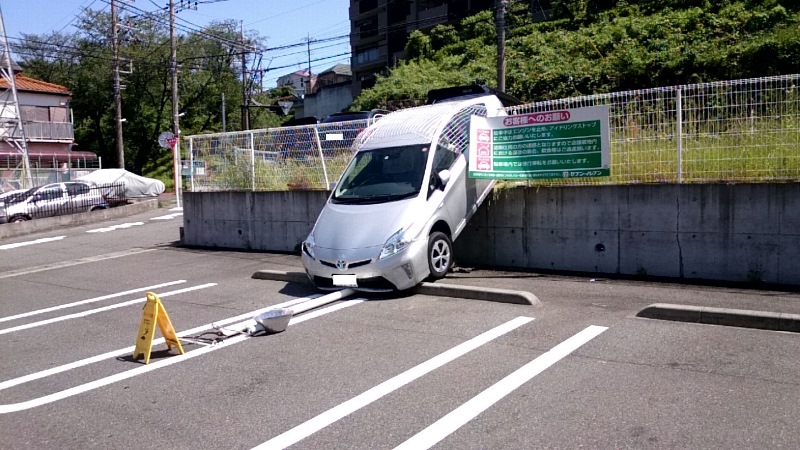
[{"xmin": 332, "ymin": 191, "xmax": 417, "ymax": 205}]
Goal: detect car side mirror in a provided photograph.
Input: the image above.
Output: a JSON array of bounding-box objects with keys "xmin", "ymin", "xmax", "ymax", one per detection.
[{"xmin": 438, "ymin": 169, "xmax": 451, "ymax": 187}]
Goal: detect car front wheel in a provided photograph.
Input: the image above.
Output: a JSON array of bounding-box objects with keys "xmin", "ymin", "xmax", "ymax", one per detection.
[
  {"xmin": 9, "ymin": 215, "xmax": 29, "ymax": 223},
  {"xmin": 427, "ymin": 231, "xmax": 453, "ymax": 280}
]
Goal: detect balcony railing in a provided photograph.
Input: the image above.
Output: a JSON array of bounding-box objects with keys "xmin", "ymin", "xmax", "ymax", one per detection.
[{"xmin": 0, "ymin": 121, "xmax": 74, "ymax": 141}]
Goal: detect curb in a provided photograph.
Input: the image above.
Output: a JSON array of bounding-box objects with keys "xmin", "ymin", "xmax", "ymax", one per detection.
[
  {"xmin": 413, "ymin": 282, "xmax": 540, "ymax": 306},
  {"xmin": 637, "ymin": 303, "xmax": 800, "ymax": 332},
  {"xmin": 251, "ymin": 269, "xmax": 540, "ymax": 306}
]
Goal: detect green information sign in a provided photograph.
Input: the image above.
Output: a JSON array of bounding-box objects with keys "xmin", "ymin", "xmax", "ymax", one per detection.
[{"xmin": 469, "ymin": 106, "xmax": 611, "ymax": 179}]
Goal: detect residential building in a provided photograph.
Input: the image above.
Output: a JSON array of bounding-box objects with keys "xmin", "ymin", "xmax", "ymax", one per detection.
[
  {"xmin": 348, "ymin": 0, "xmax": 494, "ymax": 96},
  {"xmin": 0, "ymin": 67, "xmax": 96, "ymax": 190},
  {"xmin": 312, "ymin": 63, "xmax": 352, "ymax": 92},
  {"xmin": 276, "ymin": 69, "xmax": 317, "ymax": 98}
]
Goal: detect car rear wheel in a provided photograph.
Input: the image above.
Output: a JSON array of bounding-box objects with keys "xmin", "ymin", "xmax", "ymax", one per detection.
[
  {"xmin": 9, "ymin": 215, "xmax": 28, "ymax": 223},
  {"xmin": 427, "ymin": 231, "xmax": 452, "ymax": 280}
]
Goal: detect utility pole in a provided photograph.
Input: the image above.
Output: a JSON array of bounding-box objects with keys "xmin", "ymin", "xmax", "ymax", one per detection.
[
  {"xmin": 306, "ymin": 34, "xmax": 312, "ymax": 96},
  {"xmin": 240, "ymin": 21, "xmax": 249, "ymax": 130},
  {"xmin": 221, "ymin": 93, "xmax": 226, "ymax": 132},
  {"xmin": 0, "ymin": 4, "xmax": 32, "ymax": 187},
  {"xmin": 496, "ymin": 0, "xmax": 508, "ymax": 92},
  {"xmin": 111, "ymin": 0, "xmax": 125, "ymax": 169},
  {"xmin": 170, "ymin": 0, "xmax": 181, "ymax": 208}
]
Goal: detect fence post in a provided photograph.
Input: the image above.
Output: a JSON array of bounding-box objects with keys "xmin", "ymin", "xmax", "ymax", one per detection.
[
  {"xmin": 250, "ymin": 131, "xmax": 256, "ymax": 191},
  {"xmin": 676, "ymin": 87, "xmax": 683, "ymax": 184},
  {"xmin": 312, "ymin": 127, "xmax": 330, "ymax": 189},
  {"xmin": 189, "ymin": 136, "xmax": 195, "ymax": 193}
]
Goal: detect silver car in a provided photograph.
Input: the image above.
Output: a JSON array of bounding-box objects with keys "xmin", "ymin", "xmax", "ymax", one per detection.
[
  {"xmin": 0, "ymin": 182, "xmax": 107, "ymax": 223},
  {"xmin": 301, "ymin": 94, "xmax": 506, "ymax": 291}
]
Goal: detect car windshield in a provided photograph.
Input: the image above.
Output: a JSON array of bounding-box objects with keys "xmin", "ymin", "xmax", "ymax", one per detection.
[{"xmin": 332, "ymin": 145, "xmax": 429, "ymax": 205}]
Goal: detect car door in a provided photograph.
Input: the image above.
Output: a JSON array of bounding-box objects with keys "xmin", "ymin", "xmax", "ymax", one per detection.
[
  {"xmin": 65, "ymin": 182, "xmax": 97, "ymax": 212},
  {"xmin": 30, "ymin": 184, "xmax": 68, "ymax": 219}
]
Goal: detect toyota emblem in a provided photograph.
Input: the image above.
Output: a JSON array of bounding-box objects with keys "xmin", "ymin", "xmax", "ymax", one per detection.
[{"xmin": 336, "ymin": 260, "xmax": 347, "ymax": 270}]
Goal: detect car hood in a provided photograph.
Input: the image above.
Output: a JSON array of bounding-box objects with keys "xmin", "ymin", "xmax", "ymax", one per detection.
[{"xmin": 313, "ymin": 197, "xmax": 419, "ymax": 249}]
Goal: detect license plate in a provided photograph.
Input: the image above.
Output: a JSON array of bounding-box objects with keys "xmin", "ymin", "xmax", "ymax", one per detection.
[{"xmin": 332, "ymin": 274, "xmax": 357, "ymax": 287}]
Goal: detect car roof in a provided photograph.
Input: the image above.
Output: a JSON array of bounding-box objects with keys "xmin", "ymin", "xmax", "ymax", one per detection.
[{"xmin": 356, "ymin": 95, "xmax": 504, "ymax": 151}]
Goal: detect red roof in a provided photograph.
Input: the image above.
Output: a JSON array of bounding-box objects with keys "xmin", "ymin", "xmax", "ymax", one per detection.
[{"xmin": 0, "ymin": 74, "xmax": 71, "ymax": 95}]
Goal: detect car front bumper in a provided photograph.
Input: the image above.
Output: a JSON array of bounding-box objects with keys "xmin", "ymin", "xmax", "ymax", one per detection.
[{"xmin": 301, "ymin": 239, "xmax": 429, "ymax": 292}]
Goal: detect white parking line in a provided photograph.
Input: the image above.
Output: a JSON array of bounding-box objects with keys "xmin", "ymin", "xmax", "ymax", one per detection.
[
  {"xmin": 0, "ymin": 298, "xmax": 362, "ymax": 414},
  {"xmin": 0, "ymin": 248, "xmax": 156, "ymax": 279},
  {"xmin": 0, "ymin": 236, "xmax": 66, "ymax": 250},
  {"xmin": 253, "ymin": 316, "xmax": 535, "ymax": 450},
  {"xmin": 150, "ymin": 213, "xmax": 183, "ymax": 220},
  {"xmin": 0, "ymin": 283, "xmax": 216, "ymax": 335},
  {"xmin": 0, "ymin": 280, "xmax": 187, "ymax": 323},
  {"xmin": 394, "ymin": 325, "xmax": 608, "ymax": 450},
  {"xmin": 0, "ymin": 293, "xmax": 325, "ymax": 392},
  {"xmin": 86, "ymin": 222, "xmax": 144, "ymax": 233}
]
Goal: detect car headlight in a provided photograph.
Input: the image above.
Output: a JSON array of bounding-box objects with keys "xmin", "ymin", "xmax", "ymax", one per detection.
[
  {"xmin": 302, "ymin": 234, "xmax": 316, "ymax": 259},
  {"xmin": 380, "ymin": 228, "xmax": 409, "ymax": 260}
]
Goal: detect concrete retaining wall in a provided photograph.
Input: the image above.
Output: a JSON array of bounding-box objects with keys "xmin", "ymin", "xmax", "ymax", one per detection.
[
  {"xmin": 181, "ymin": 184, "xmax": 800, "ymax": 286},
  {"xmin": 0, "ymin": 199, "xmax": 160, "ymax": 240},
  {"xmin": 182, "ymin": 191, "xmax": 328, "ymax": 252}
]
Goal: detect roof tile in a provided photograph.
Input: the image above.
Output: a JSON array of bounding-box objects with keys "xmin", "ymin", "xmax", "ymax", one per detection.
[{"xmin": 0, "ymin": 74, "xmax": 71, "ymax": 94}]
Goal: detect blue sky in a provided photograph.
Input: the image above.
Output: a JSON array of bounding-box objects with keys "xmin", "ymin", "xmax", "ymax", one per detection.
[{"xmin": 1, "ymin": 0, "xmax": 352, "ymax": 87}]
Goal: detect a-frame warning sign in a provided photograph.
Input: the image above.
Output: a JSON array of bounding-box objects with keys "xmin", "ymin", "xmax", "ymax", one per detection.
[{"xmin": 133, "ymin": 292, "xmax": 184, "ymax": 364}]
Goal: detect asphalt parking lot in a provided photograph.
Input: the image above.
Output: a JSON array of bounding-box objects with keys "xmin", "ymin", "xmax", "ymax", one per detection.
[{"xmin": 2, "ymin": 205, "xmax": 800, "ymax": 449}]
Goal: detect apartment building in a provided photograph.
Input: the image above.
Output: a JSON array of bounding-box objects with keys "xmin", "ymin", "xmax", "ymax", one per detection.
[
  {"xmin": 0, "ymin": 70, "xmax": 96, "ymax": 190},
  {"xmin": 349, "ymin": 0, "xmax": 494, "ymax": 96}
]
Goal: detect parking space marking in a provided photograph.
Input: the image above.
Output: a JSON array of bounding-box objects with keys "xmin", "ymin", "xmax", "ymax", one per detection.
[
  {"xmin": 0, "ymin": 236, "xmax": 66, "ymax": 250},
  {"xmin": 0, "ymin": 298, "xmax": 362, "ymax": 414},
  {"xmin": 0, "ymin": 248, "xmax": 156, "ymax": 279},
  {"xmin": 394, "ymin": 325, "xmax": 608, "ymax": 450},
  {"xmin": 0, "ymin": 293, "xmax": 324, "ymax": 392},
  {"xmin": 253, "ymin": 316, "xmax": 535, "ymax": 450},
  {"xmin": 86, "ymin": 222, "xmax": 145, "ymax": 233},
  {"xmin": 150, "ymin": 213, "xmax": 183, "ymax": 220},
  {"xmin": 0, "ymin": 280, "xmax": 187, "ymax": 323},
  {"xmin": 0, "ymin": 283, "xmax": 217, "ymax": 335}
]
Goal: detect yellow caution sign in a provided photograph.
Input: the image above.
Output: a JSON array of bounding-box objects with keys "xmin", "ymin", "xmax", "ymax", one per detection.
[{"xmin": 133, "ymin": 292, "xmax": 184, "ymax": 364}]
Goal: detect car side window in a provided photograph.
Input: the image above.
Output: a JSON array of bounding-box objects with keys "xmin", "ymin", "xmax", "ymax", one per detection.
[
  {"xmin": 37, "ymin": 187, "xmax": 62, "ymax": 201},
  {"xmin": 66, "ymin": 183, "xmax": 89, "ymax": 196}
]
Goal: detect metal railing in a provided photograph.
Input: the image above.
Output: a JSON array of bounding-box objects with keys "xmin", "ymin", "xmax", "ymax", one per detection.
[
  {"xmin": 0, "ymin": 164, "xmax": 101, "ymax": 192},
  {"xmin": 0, "ymin": 121, "xmax": 75, "ymax": 141},
  {"xmin": 185, "ymin": 74, "xmax": 800, "ymax": 191}
]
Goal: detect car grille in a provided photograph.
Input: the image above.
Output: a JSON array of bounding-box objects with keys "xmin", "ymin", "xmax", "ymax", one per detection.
[{"xmin": 320, "ymin": 258, "xmax": 372, "ymax": 270}]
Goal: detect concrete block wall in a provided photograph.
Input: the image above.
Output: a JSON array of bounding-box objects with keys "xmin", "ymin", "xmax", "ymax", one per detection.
[
  {"xmin": 454, "ymin": 184, "xmax": 800, "ymax": 285},
  {"xmin": 182, "ymin": 191, "xmax": 328, "ymax": 252},
  {"xmin": 181, "ymin": 184, "xmax": 800, "ymax": 286}
]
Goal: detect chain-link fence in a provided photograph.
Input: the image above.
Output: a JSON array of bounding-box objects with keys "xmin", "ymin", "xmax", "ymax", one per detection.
[
  {"xmin": 185, "ymin": 74, "xmax": 800, "ymax": 191},
  {"xmin": 511, "ymin": 74, "xmax": 800, "ymax": 185},
  {"xmin": 186, "ymin": 120, "xmax": 371, "ymax": 192}
]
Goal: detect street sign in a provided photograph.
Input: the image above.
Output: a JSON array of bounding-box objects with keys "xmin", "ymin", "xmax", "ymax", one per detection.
[
  {"xmin": 166, "ymin": 137, "xmax": 178, "ymax": 150},
  {"xmin": 278, "ymin": 100, "xmax": 293, "ymax": 115},
  {"xmin": 158, "ymin": 131, "xmax": 175, "ymax": 149},
  {"xmin": 468, "ymin": 106, "xmax": 611, "ymax": 180}
]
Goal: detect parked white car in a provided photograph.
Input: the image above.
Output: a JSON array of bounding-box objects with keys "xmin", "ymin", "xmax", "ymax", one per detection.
[{"xmin": 301, "ymin": 93, "xmax": 506, "ymax": 291}]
